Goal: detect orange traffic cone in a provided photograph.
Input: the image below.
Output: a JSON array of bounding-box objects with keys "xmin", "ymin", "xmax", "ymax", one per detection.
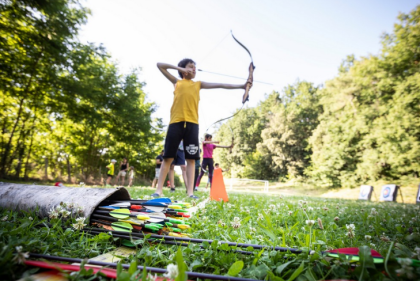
[{"xmin": 210, "ymin": 168, "xmax": 229, "ymax": 202}]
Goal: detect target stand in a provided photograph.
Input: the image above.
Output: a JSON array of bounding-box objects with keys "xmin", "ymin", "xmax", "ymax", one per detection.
[
  {"xmin": 358, "ymin": 185, "xmax": 375, "ymax": 201},
  {"xmin": 379, "ymin": 184, "xmax": 403, "ymax": 203}
]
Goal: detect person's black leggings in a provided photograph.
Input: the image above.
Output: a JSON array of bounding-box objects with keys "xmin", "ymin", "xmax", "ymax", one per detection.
[{"xmin": 195, "ymin": 158, "xmax": 214, "ymax": 187}]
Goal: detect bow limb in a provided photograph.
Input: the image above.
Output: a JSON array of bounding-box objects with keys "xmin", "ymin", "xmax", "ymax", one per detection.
[{"xmin": 231, "ymin": 31, "xmax": 255, "ymax": 104}]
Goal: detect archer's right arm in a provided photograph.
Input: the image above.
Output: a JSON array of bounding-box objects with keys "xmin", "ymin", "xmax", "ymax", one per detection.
[{"xmin": 157, "ymin": 63, "xmax": 183, "ymax": 85}]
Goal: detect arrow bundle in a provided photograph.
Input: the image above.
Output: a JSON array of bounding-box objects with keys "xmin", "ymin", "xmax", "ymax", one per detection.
[{"xmin": 91, "ymin": 198, "xmax": 192, "ymax": 238}]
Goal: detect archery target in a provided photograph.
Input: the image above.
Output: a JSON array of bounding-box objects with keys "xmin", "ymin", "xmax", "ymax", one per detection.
[
  {"xmin": 358, "ymin": 185, "xmax": 373, "ymax": 200},
  {"xmin": 416, "ymin": 184, "xmax": 420, "ymax": 204},
  {"xmin": 379, "ymin": 184, "xmax": 398, "ymax": 202}
]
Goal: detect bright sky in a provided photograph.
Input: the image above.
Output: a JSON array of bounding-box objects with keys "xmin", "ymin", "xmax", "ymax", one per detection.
[{"xmin": 78, "ymin": 0, "xmax": 417, "ymax": 141}]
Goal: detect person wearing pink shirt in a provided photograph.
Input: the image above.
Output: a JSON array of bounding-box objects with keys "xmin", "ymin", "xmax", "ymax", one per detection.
[{"xmin": 195, "ymin": 134, "xmax": 232, "ymax": 188}]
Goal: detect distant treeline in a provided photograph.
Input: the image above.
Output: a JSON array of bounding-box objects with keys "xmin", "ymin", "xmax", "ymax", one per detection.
[
  {"xmin": 214, "ymin": 6, "xmax": 420, "ymax": 188},
  {"xmin": 1, "ymin": 1, "xmax": 419, "ymax": 188},
  {"xmin": 0, "ymin": 0, "xmax": 163, "ymax": 184}
]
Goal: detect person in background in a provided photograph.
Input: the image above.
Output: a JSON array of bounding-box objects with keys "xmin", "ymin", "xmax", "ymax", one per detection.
[
  {"xmin": 193, "ymin": 149, "xmax": 201, "ymax": 191},
  {"xmin": 128, "ymin": 166, "xmax": 135, "ymax": 187},
  {"xmin": 195, "ymin": 134, "xmax": 232, "ymax": 188},
  {"xmin": 116, "ymin": 158, "xmax": 129, "ymax": 186},
  {"xmin": 106, "ymin": 159, "xmax": 117, "ymax": 186},
  {"xmin": 206, "ymin": 175, "xmax": 211, "ymax": 189},
  {"xmin": 152, "ymin": 150, "xmax": 164, "ymax": 188},
  {"xmin": 215, "ymin": 163, "xmax": 229, "ymax": 172}
]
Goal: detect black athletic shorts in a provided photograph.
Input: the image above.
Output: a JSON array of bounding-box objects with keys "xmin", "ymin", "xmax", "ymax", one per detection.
[{"xmin": 164, "ymin": 122, "xmax": 199, "ymax": 160}]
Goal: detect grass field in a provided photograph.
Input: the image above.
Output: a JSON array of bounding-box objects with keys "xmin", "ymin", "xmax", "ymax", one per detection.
[{"xmin": 1, "ymin": 183, "xmax": 420, "ymax": 280}]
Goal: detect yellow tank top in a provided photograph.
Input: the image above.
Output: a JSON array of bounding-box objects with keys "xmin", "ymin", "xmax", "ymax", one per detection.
[
  {"xmin": 107, "ymin": 163, "xmax": 114, "ymax": 175},
  {"xmin": 170, "ymin": 79, "xmax": 201, "ymax": 124}
]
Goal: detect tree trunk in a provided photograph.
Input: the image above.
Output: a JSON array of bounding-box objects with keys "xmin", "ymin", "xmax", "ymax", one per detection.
[
  {"xmin": 44, "ymin": 157, "xmax": 48, "ymax": 181},
  {"xmin": 66, "ymin": 156, "xmax": 71, "ymax": 183},
  {"xmin": 1, "ymin": 52, "xmax": 42, "ymax": 177},
  {"xmin": 0, "ymin": 98, "xmax": 25, "ymax": 177}
]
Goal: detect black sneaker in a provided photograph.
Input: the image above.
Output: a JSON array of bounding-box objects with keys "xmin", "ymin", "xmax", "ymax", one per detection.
[{"xmin": 170, "ymin": 188, "xmax": 175, "ymax": 192}]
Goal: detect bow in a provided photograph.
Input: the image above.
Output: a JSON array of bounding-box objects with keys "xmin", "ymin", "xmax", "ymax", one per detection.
[
  {"xmin": 231, "ymin": 30, "xmax": 255, "ymax": 104},
  {"xmin": 205, "ymin": 31, "xmax": 254, "ymax": 133}
]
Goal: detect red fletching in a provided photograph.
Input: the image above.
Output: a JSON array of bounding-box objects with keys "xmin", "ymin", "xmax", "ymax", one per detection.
[{"xmin": 326, "ymin": 247, "xmax": 382, "ymax": 258}]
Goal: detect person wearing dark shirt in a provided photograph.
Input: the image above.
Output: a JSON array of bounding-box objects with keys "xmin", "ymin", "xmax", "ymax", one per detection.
[
  {"xmin": 116, "ymin": 158, "xmax": 129, "ymax": 186},
  {"xmin": 152, "ymin": 150, "xmax": 164, "ymax": 188}
]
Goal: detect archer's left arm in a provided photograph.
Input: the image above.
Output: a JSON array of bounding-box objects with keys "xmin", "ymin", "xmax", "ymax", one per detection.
[
  {"xmin": 215, "ymin": 144, "xmax": 233, "ymax": 149},
  {"xmin": 201, "ymin": 81, "xmax": 248, "ymax": 90}
]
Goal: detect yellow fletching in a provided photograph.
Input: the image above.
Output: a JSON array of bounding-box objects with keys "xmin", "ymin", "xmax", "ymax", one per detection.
[{"xmin": 136, "ymin": 215, "xmax": 150, "ymax": 220}]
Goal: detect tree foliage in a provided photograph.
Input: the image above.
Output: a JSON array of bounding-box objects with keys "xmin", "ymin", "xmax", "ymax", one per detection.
[
  {"xmin": 213, "ymin": 6, "xmax": 420, "ymax": 188},
  {"xmin": 0, "ymin": 0, "xmax": 163, "ymax": 183}
]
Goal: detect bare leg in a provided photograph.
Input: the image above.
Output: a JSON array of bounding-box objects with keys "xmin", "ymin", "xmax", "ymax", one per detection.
[
  {"xmin": 106, "ymin": 176, "xmax": 112, "ymax": 185},
  {"xmin": 121, "ymin": 176, "xmax": 125, "ymax": 186},
  {"xmin": 152, "ymin": 178, "xmax": 157, "ymax": 188},
  {"xmin": 156, "ymin": 158, "xmax": 173, "ymax": 195},
  {"xmin": 169, "ymin": 164, "xmax": 175, "ymax": 188},
  {"xmin": 180, "ymin": 165, "xmax": 188, "ymax": 189},
  {"xmin": 186, "ymin": 159, "xmax": 195, "ymax": 196}
]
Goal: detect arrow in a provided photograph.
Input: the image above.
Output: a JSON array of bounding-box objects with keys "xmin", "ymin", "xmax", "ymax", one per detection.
[
  {"xmin": 91, "ymin": 215, "xmax": 163, "ymax": 232},
  {"xmin": 82, "ymin": 227, "xmax": 420, "ymax": 267},
  {"xmin": 28, "ymin": 253, "xmax": 262, "ymax": 281}
]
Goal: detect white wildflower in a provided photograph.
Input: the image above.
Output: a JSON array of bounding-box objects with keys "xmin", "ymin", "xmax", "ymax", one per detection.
[
  {"xmin": 61, "ymin": 210, "xmax": 71, "ymax": 218},
  {"xmin": 307, "ymin": 207, "xmax": 313, "ymax": 212},
  {"xmin": 288, "ymin": 211, "xmax": 293, "ymax": 216},
  {"xmin": 396, "ymin": 258, "xmax": 415, "ymax": 279},
  {"xmin": 413, "ymin": 247, "xmax": 420, "ymax": 260},
  {"xmin": 370, "ymin": 208, "xmax": 378, "ymax": 216},
  {"xmin": 369, "ymin": 243, "xmax": 376, "ymax": 248},
  {"xmin": 306, "ymin": 220, "xmax": 315, "ymax": 226},
  {"xmin": 72, "ymin": 217, "xmax": 86, "ymax": 230},
  {"xmin": 323, "ymin": 207, "xmax": 329, "ymax": 211},
  {"xmin": 28, "ymin": 217, "xmax": 33, "ymax": 221},
  {"xmin": 145, "ymin": 273, "xmax": 158, "ymax": 281},
  {"xmin": 48, "ymin": 207, "xmax": 59, "ymax": 219},
  {"xmin": 13, "ymin": 246, "xmax": 29, "ymax": 264},
  {"xmin": 346, "ymin": 224, "xmax": 355, "ymax": 231},
  {"xmin": 230, "ymin": 217, "xmax": 241, "ymax": 228},
  {"xmin": 257, "ymin": 213, "xmax": 264, "ymax": 221},
  {"xmin": 334, "ymin": 216, "xmax": 339, "ymax": 221},
  {"xmin": 163, "ymin": 263, "xmax": 178, "ymax": 279},
  {"xmin": 365, "ymin": 235, "xmax": 372, "ymax": 241},
  {"xmin": 310, "ymin": 250, "xmax": 315, "ymax": 255},
  {"xmin": 256, "ymin": 235, "xmax": 264, "ymax": 242},
  {"xmin": 346, "ymin": 224, "xmax": 356, "ymax": 239},
  {"xmin": 249, "ymin": 227, "xmax": 256, "ymax": 233},
  {"xmin": 2, "ymin": 215, "xmax": 8, "ymax": 221}
]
